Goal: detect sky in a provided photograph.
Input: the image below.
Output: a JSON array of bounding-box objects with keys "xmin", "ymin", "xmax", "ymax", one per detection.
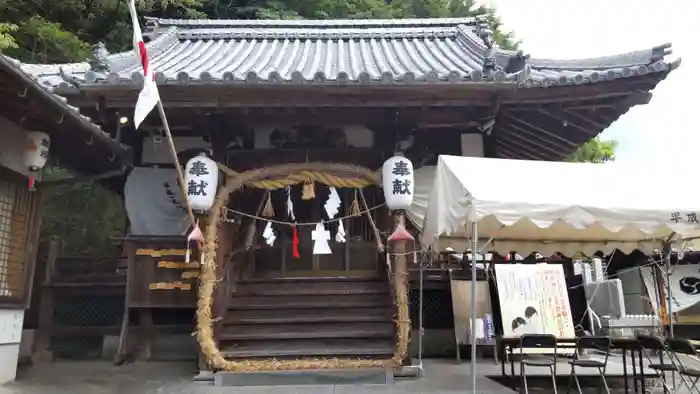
[{"xmin": 485, "ymin": 0, "xmax": 697, "ymax": 163}]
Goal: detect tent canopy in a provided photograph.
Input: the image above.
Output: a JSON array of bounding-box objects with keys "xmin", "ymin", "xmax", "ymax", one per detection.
[{"xmin": 416, "ymin": 155, "xmax": 700, "ymax": 256}]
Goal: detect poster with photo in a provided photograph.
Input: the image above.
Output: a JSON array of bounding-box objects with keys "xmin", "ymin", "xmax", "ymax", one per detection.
[
  {"xmin": 495, "ymin": 264, "xmax": 542, "ymax": 337},
  {"xmin": 495, "ymin": 264, "xmax": 575, "ymax": 350}
]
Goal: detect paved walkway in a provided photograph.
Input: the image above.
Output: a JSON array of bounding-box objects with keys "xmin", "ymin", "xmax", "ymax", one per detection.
[{"xmin": 0, "ymin": 359, "xmax": 692, "ymax": 394}]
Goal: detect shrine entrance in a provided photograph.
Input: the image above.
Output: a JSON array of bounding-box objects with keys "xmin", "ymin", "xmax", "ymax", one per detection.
[
  {"xmin": 199, "ymin": 162, "xmax": 409, "ymax": 372},
  {"xmin": 250, "ymin": 186, "xmax": 385, "ymax": 279}
]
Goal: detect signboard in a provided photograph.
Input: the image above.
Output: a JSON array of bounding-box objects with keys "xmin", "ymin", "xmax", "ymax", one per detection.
[
  {"xmin": 450, "ymin": 279, "xmax": 493, "ymax": 346},
  {"xmin": 495, "ymin": 263, "xmax": 575, "ymax": 341}
]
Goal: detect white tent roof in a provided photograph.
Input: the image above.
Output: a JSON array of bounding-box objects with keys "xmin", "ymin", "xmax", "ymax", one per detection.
[{"xmin": 416, "ymin": 155, "xmax": 700, "ymax": 256}]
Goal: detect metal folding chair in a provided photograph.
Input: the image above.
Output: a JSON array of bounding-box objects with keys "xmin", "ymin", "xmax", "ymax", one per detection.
[
  {"xmin": 519, "ymin": 334, "xmax": 558, "ymax": 394},
  {"xmin": 666, "ymin": 338, "xmax": 700, "ymax": 394},
  {"xmin": 637, "ymin": 334, "xmax": 675, "ymax": 394},
  {"xmin": 566, "ymin": 336, "xmax": 611, "ymax": 394}
]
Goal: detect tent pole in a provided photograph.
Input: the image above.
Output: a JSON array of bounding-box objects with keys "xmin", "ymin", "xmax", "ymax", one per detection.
[
  {"xmin": 418, "ymin": 252, "xmax": 424, "ymax": 369},
  {"xmin": 470, "ymin": 220, "xmax": 478, "ymax": 393},
  {"xmin": 663, "ymin": 242, "xmax": 676, "ymax": 389},
  {"xmin": 663, "ymin": 244, "xmax": 674, "ymax": 338}
]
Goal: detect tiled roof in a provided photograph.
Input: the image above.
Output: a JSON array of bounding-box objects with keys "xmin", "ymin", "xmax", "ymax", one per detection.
[
  {"xmin": 20, "ymin": 17, "xmax": 679, "ymax": 90},
  {"xmin": 0, "ymin": 55, "xmax": 130, "ymax": 172}
]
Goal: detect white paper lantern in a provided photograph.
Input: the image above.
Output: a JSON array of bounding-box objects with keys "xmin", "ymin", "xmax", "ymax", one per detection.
[
  {"xmin": 184, "ymin": 153, "xmax": 218, "ymax": 212},
  {"xmin": 23, "ymin": 131, "xmax": 50, "ymax": 171},
  {"xmin": 382, "ymin": 155, "xmax": 414, "ymax": 210}
]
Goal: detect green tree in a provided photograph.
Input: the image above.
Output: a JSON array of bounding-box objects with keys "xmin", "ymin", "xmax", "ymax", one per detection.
[
  {"xmin": 207, "ymin": 0, "xmax": 517, "ymax": 49},
  {"xmin": 568, "ymin": 137, "xmax": 618, "ymax": 163},
  {"xmin": 40, "ymin": 167, "xmax": 126, "ymax": 255},
  {"xmin": 0, "ymin": 0, "xmax": 208, "ymax": 62},
  {"xmin": 0, "ymin": 23, "xmax": 18, "ymax": 51}
]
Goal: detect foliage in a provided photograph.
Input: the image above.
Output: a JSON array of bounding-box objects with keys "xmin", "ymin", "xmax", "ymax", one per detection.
[
  {"xmin": 0, "ymin": 23, "xmax": 18, "ymax": 51},
  {"xmin": 2, "ymin": 0, "xmax": 516, "ymax": 60},
  {"xmin": 568, "ymin": 137, "xmax": 618, "ymax": 163},
  {"xmin": 0, "ymin": 0, "xmax": 208, "ymax": 61},
  {"xmin": 40, "ymin": 167, "xmax": 126, "ymax": 255},
  {"xmin": 207, "ymin": 0, "xmax": 517, "ymax": 48}
]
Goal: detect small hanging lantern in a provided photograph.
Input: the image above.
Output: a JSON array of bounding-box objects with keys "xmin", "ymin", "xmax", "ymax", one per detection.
[
  {"xmin": 23, "ymin": 131, "xmax": 51, "ymax": 191},
  {"xmin": 184, "ymin": 152, "xmax": 218, "ymax": 212},
  {"xmin": 382, "ymin": 155, "xmax": 415, "ymax": 243}
]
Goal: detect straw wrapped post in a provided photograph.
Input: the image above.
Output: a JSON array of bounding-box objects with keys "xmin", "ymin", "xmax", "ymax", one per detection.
[{"xmin": 196, "ymin": 162, "xmax": 410, "ymax": 371}]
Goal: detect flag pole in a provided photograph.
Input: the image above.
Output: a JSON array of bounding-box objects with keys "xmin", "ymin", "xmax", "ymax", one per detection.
[
  {"xmin": 155, "ymin": 101, "xmax": 199, "ymax": 231},
  {"xmin": 126, "ymin": 0, "xmax": 199, "ymax": 237}
]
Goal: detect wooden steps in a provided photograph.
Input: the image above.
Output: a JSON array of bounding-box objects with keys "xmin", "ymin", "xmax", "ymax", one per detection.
[
  {"xmin": 221, "ymin": 322, "xmax": 394, "ymax": 340},
  {"xmin": 220, "ymin": 277, "xmax": 395, "ymax": 362},
  {"xmin": 236, "ymin": 280, "xmax": 388, "ymax": 296},
  {"xmin": 221, "ymin": 338, "xmax": 395, "ymax": 359},
  {"xmin": 230, "ymin": 294, "xmax": 391, "ymax": 310},
  {"xmin": 225, "ymin": 307, "xmax": 393, "ymax": 324}
]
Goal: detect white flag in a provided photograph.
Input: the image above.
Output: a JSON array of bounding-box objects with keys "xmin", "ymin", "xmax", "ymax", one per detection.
[{"xmin": 127, "ymin": 0, "xmax": 160, "ymax": 129}]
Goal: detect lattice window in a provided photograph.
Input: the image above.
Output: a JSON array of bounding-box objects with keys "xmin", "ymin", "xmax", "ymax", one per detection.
[{"xmin": 0, "ymin": 179, "xmax": 32, "ymax": 303}]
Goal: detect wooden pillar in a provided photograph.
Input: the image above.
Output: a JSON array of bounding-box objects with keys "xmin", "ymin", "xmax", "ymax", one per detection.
[
  {"xmin": 33, "ymin": 237, "xmax": 59, "ymax": 363},
  {"xmin": 137, "ymin": 309, "xmax": 154, "ymax": 360}
]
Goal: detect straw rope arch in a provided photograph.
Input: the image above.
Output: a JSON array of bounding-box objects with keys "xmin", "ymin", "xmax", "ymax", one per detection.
[{"xmin": 197, "ymin": 162, "xmax": 410, "ymax": 371}]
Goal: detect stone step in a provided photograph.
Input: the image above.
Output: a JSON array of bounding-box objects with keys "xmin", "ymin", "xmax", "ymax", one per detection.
[{"xmin": 214, "ymin": 368, "xmax": 393, "ymax": 386}]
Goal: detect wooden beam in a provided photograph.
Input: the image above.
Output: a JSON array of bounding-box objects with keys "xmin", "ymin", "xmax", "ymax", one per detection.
[
  {"xmin": 493, "ymin": 145, "xmax": 527, "ymax": 160},
  {"xmin": 74, "ymin": 85, "xmax": 497, "ymax": 108},
  {"xmin": 505, "ymin": 112, "xmax": 580, "ymax": 149},
  {"xmin": 493, "ymin": 139, "xmax": 550, "ymax": 161},
  {"xmin": 537, "ymin": 109, "xmax": 599, "ymax": 139},
  {"xmin": 498, "ymin": 123, "xmax": 568, "ymax": 155},
  {"xmin": 130, "ymin": 107, "xmax": 484, "ymax": 129},
  {"xmin": 496, "ymin": 126, "xmax": 566, "ymax": 158},
  {"xmin": 562, "ymin": 109, "xmax": 612, "ymax": 131}
]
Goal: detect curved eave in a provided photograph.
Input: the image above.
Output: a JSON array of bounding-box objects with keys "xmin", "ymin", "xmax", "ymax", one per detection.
[
  {"xmin": 0, "ymin": 56, "xmax": 131, "ymax": 175},
  {"xmin": 30, "ymin": 58, "xmax": 680, "ymax": 93},
  {"xmin": 492, "ymin": 63, "xmax": 678, "ymax": 161}
]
